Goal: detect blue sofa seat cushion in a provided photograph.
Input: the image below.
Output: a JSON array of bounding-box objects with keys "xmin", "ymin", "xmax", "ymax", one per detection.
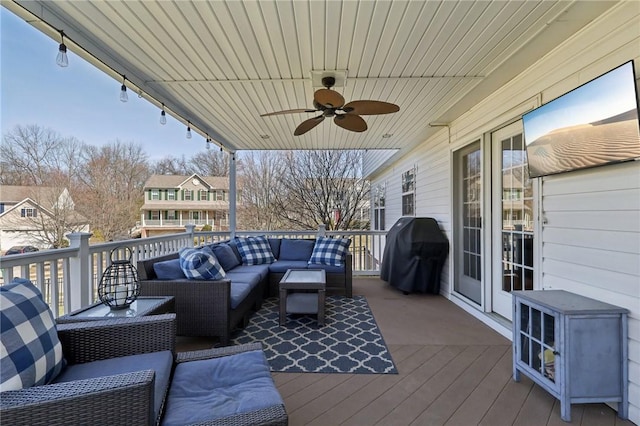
[
  {"xmin": 153, "ymin": 258, "xmax": 186, "ymax": 280},
  {"xmin": 0, "ymin": 278, "xmax": 65, "ymax": 391},
  {"xmin": 162, "ymin": 350, "xmax": 283, "ymax": 426},
  {"xmin": 279, "ymin": 239, "xmax": 315, "ymax": 261},
  {"xmin": 224, "ymin": 272, "xmax": 262, "ymax": 309},
  {"xmin": 307, "ymin": 263, "xmax": 345, "ymax": 274},
  {"xmin": 268, "ymin": 260, "xmax": 309, "ymax": 274},
  {"xmin": 53, "ymin": 350, "xmax": 173, "ymax": 421},
  {"xmin": 230, "ymin": 264, "xmax": 270, "ymax": 281}
]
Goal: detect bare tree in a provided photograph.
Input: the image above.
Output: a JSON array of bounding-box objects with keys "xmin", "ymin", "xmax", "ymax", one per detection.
[
  {"xmin": 151, "ymin": 155, "xmax": 192, "ymax": 175},
  {"xmin": 237, "ymin": 151, "xmax": 286, "ymax": 230},
  {"xmin": 271, "ymin": 151, "xmax": 370, "ymax": 230},
  {"xmin": 76, "ymin": 141, "xmax": 150, "ymax": 241},
  {"xmin": 190, "ymin": 149, "xmax": 229, "ymax": 176}
]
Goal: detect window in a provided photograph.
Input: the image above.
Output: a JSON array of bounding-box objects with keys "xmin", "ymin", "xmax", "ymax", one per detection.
[
  {"xmin": 401, "ymin": 167, "xmax": 416, "ymax": 216},
  {"xmin": 216, "ymin": 190, "xmax": 225, "ymax": 201},
  {"xmin": 184, "ymin": 189, "xmax": 193, "ymax": 201},
  {"xmin": 151, "ymin": 189, "xmax": 159, "ymax": 200},
  {"xmin": 199, "ymin": 189, "xmax": 208, "ymax": 201},
  {"xmin": 167, "ymin": 190, "xmax": 176, "ymax": 201},
  {"xmin": 373, "ymin": 184, "xmax": 386, "ymax": 230},
  {"xmin": 150, "ymin": 211, "xmax": 160, "ymax": 220},
  {"xmin": 166, "ymin": 210, "xmax": 177, "ymax": 220},
  {"xmin": 21, "ymin": 208, "xmax": 37, "ymax": 218},
  {"xmin": 0, "ymin": 203, "xmax": 4, "ymax": 213}
]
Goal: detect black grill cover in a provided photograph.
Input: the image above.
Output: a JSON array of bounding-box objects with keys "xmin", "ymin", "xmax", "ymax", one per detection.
[{"xmin": 380, "ymin": 217, "xmax": 449, "ymax": 294}]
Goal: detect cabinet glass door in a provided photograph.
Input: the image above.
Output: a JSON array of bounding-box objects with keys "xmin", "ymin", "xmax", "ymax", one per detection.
[{"xmin": 519, "ymin": 303, "xmax": 556, "ymax": 383}]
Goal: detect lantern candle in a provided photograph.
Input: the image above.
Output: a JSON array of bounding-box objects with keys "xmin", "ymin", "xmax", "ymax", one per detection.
[{"xmin": 114, "ymin": 285, "xmax": 128, "ymax": 306}]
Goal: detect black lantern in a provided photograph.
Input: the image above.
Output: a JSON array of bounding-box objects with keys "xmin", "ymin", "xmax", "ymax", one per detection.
[{"xmin": 98, "ymin": 247, "xmax": 140, "ymax": 309}]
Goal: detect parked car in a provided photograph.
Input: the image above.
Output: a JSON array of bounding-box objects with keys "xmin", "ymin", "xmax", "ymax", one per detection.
[{"xmin": 3, "ymin": 246, "xmax": 39, "ymax": 255}]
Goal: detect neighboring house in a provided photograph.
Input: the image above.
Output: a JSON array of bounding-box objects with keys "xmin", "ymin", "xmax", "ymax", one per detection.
[
  {"xmin": 365, "ymin": 5, "xmax": 640, "ymax": 421},
  {"xmin": 139, "ymin": 174, "xmax": 236, "ymax": 237},
  {"xmin": 0, "ymin": 185, "xmax": 89, "ymax": 252}
]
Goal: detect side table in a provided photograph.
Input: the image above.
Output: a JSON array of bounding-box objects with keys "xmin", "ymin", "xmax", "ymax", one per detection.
[
  {"xmin": 57, "ymin": 296, "xmax": 175, "ymax": 323},
  {"xmin": 279, "ymin": 269, "xmax": 326, "ymax": 326}
]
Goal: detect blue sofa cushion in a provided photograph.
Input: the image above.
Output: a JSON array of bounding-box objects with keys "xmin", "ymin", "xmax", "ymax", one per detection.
[
  {"xmin": 267, "ymin": 238, "xmax": 281, "ymax": 259},
  {"xmin": 162, "ymin": 350, "xmax": 284, "ymax": 425},
  {"xmin": 233, "ymin": 236, "xmax": 275, "ymax": 265},
  {"xmin": 230, "ymin": 264, "xmax": 270, "ymax": 281},
  {"xmin": 209, "ymin": 243, "xmax": 241, "ymax": 271},
  {"xmin": 153, "ymin": 259, "xmax": 186, "ymax": 279},
  {"xmin": 309, "ymin": 237, "xmax": 351, "ymax": 267},
  {"xmin": 224, "ymin": 271, "xmax": 262, "ymax": 309},
  {"xmin": 307, "ymin": 263, "xmax": 345, "ymax": 274},
  {"xmin": 179, "ymin": 247, "xmax": 226, "ymax": 280},
  {"xmin": 0, "ymin": 278, "xmax": 65, "ymax": 391},
  {"xmin": 268, "ymin": 260, "xmax": 309, "ymax": 274},
  {"xmin": 53, "ymin": 350, "xmax": 173, "ymax": 422},
  {"xmin": 279, "ymin": 239, "xmax": 315, "ymax": 261}
]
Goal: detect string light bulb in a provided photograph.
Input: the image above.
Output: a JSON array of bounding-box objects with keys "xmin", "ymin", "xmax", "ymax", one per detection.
[
  {"xmin": 206, "ymin": 138, "xmax": 211, "ymax": 150},
  {"xmin": 160, "ymin": 104, "xmax": 167, "ymax": 125},
  {"xmin": 186, "ymin": 123, "xmax": 192, "ymax": 139},
  {"xmin": 120, "ymin": 76, "xmax": 128, "ymax": 102},
  {"xmin": 56, "ymin": 31, "xmax": 68, "ymax": 67}
]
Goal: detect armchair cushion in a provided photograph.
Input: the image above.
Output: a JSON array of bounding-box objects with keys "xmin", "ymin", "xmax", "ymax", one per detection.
[
  {"xmin": 0, "ymin": 278, "xmax": 65, "ymax": 391},
  {"xmin": 209, "ymin": 243, "xmax": 241, "ymax": 271},
  {"xmin": 153, "ymin": 259, "xmax": 186, "ymax": 280},
  {"xmin": 53, "ymin": 350, "xmax": 173, "ymax": 421},
  {"xmin": 162, "ymin": 349, "xmax": 284, "ymax": 425},
  {"xmin": 309, "ymin": 237, "xmax": 352, "ymax": 266},
  {"xmin": 279, "ymin": 238, "xmax": 315, "ymax": 261},
  {"xmin": 233, "ymin": 236, "xmax": 275, "ymax": 265},
  {"xmin": 179, "ymin": 246, "xmax": 226, "ymax": 280}
]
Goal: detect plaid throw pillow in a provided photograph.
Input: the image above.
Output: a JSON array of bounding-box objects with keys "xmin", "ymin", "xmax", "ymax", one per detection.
[
  {"xmin": 233, "ymin": 236, "xmax": 275, "ymax": 265},
  {"xmin": 308, "ymin": 237, "xmax": 351, "ymax": 267},
  {"xmin": 1, "ymin": 278, "xmax": 65, "ymax": 391},
  {"xmin": 179, "ymin": 246, "xmax": 226, "ymax": 280}
]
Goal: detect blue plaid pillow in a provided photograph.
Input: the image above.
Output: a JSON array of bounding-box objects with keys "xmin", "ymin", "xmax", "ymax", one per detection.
[
  {"xmin": 179, "ymin": 246, "xmax": 226, "ymax": 280},
  {"xmin": 233, "ymin": 236, "xmax": 275, "ymax": 265},
  {"xmin": 308, "ymin": 237, "xmax": 351, "ymax": 267},
  {"xmin": 1, "ymin": 278, "xmax": 65, "ymax": 391}
]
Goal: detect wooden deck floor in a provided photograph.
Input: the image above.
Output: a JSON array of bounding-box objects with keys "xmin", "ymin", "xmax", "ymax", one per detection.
[
  {"xmin": 178, "ymin": 277, "xmax": 633, "ymax": 426},
  {"xmin": 274, "ymin": 278, "xmax": 633, "ymax": 426}
]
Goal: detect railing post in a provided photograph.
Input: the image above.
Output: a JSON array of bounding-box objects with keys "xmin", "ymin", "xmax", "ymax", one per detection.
[
  {"xmin": 317, "ymin": 224, "xmax": 326, "ymax": 237},
  {"xmin": 185, "ymin": 224, "xmax": 196, "ymax": 247},
  {"xmin": 67, "ymin": 232, "xmax": 93, "ymax": 311}
]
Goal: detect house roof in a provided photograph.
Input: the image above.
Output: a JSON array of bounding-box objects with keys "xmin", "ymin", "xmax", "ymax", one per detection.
[
  {"xmin": 5, "ymin": 1, "xmax": 616, "ymax": 171},
  {"xmin": 0, "ymin": 186, "xmax": 64, "ymax": 205},
  {"xmin": 144, "ymin": 174, "xmax": 229, "ymax": 190}
]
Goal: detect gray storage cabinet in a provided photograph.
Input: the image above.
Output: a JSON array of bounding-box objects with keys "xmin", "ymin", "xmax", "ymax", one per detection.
[{"xmin": 512, "ymin": 290, "xmax": 628, "ymax": 422}]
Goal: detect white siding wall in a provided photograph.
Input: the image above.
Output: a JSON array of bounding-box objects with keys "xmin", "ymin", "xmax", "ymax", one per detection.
[{"xmin": 368, "ymin": 2, "xmax": 640, "ymax": 422}]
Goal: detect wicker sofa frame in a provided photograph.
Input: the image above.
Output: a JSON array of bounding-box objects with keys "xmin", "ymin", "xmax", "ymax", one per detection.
[{"xmin": 0, "ymin": 315, "xmax": 288, "ymax": 426}]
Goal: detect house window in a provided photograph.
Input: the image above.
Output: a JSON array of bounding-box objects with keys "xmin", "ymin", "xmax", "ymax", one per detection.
[
  {"xmin": 150, "ymin": 211, "xmax": 160, "ymax": 220},
  {"xmin": 151, "ymin": 189, "xmax": 159, "ymax": 200},
  {"xmin": 216, "ymin": 190, "xmax": 225, "ymax": 201},
  {"xmin": 167, "ymin": 190, "xmax": 176, "ymax": 201},
  {"xmin": 0, "ymin": 203, "xmax": 4, "ymax": 213},
  {"xmin": 21, "ymin": 208, "xmax": 37, "ymax": 218},
  {"xmin": 184, "ymin": 189, "xmax": 193, "ymax": 201},
  {"xmin": 402, "ymin": 167, "xmax": 416, "ymax": 216},
  {"xmin": 166, "ymin": 210, "xmax": 177, "ymax": 220},
  {"xmin": 373, "ymin": 184, "xmax": 386, "ymax": 230},
  {"xmin": 199, "ymin": 189, "xmax": 208, "ymax": 201}
]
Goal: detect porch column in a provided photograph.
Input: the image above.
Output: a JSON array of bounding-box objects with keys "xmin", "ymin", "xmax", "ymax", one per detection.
[
  {"xmin": 67, "ymin": 232, "xmax": 93, "ymax": 311},
  {"xmin": 229, "ymin": 153, "xmax": 237, "ymax": 237}
]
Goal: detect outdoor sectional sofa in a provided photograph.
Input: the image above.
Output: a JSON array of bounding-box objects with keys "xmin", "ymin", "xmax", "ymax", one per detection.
[{"xmin": 137, "ymin": 236, "xmax": 352, "ymax": 345}]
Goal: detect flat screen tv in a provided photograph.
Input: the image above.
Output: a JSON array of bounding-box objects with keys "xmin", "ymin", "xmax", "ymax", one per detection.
[{"xmin": 523, "ymin": 60, "xmax": 640, "ymax": 178}]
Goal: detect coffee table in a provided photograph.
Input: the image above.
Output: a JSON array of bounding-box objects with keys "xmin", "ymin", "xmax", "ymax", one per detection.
[
  {"xmin": 279, "ymin": 269, "xmax": 326, "ymax": 326},
  {"xmin": 57, "ymin": 296, "xmax": 175, "ymax": 323}
]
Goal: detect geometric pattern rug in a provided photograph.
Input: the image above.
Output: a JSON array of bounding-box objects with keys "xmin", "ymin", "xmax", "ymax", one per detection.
[{"xmin": 231, "ymin": 295, "xmax": 398, "ymax": 374}]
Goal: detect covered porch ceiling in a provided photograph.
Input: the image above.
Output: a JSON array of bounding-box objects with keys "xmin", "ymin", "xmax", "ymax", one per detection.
[{"xmin": 7, "ymin": 1, "xmax": 615, "ymax": 159}]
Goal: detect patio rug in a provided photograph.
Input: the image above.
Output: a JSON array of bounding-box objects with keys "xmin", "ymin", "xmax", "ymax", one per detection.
[{"xmin": 231, "ymin": 295, "xmax": 397, "ymax": 374}]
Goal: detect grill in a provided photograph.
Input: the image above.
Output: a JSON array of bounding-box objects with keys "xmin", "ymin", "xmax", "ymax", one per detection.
[{"xmin": 380, "ymin": 217, "xmax": 449, "ymax": 294}]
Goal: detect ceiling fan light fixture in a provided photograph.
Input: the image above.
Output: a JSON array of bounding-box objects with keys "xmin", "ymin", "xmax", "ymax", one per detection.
[{"xmin": 382, "ymin": 133, "xmax": 393, "ymax": 138}]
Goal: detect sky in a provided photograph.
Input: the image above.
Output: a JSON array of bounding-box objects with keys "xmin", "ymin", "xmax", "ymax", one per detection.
[{"xmin": 1, "ymin": 8, "xmax": 206, "ymax": 162}]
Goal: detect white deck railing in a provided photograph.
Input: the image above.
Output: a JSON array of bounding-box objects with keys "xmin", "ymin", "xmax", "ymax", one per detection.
[{"xmin": 0, "ymin": 226, "xmax": 386, "ymax": 317}]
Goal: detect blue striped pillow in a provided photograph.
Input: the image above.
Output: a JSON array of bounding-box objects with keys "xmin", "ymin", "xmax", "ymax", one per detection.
[
  {"xmin": 179, "ymin": 247, "xmax": 226, "ymax": 280},
  {"xmin": 1, "ymin": 278, "xmax": 65, "ymax": 391},
  {"xmin": 233, "ymin": 236, "xmax": 275, "ymax": 265},
  {"xmin": 308, "ymin": 237, "xmax": 351, "ymax": 267}
]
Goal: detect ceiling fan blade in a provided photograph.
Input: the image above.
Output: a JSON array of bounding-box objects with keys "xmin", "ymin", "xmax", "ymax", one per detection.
[
  {"xmin": 314, "ymin": 89, "xmax": 345, "ymax": 108},
  {"xmin": 334, "ymin": 114, "xmax": 367, "ymax": 132},
  {"xmin": 342, "ymin": 100, "xmax": 400, "ymax": 115},
  {"xmin": 294, "ymin": 115, "xmax": 325, "ymax": 136},
  {"xmin": 260, "ymin": 108, "xmax": 316, "ymax": 117}
]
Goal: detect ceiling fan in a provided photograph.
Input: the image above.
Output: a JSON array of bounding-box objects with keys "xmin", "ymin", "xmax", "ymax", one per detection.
[{"xmin": 260, "ymin": 76, "xmax": 400, "ymax": 136}]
